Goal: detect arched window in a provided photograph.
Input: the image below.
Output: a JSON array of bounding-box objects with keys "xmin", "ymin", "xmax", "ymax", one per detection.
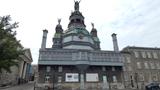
[{"xmin": 76, "ymin": 19, "xmax": 80, "ymax": 22}]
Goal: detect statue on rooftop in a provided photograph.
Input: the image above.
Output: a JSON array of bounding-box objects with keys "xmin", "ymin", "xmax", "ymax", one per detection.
[
  {"xmin": 91, "ymin": 23, "xmax": 94, "ymax": 29},
  {"xmin": 74, "ymin": 0, "xmax": 81, "ymax": 11},
  {"xmin": 58, "ymin": 18, "xmax": 61, "ymax": 25}
]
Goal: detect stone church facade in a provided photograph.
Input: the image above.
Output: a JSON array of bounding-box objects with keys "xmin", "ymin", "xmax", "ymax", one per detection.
[{"xmin": 37, "ymin": 1, "xmax": 160, "ymax": 90}]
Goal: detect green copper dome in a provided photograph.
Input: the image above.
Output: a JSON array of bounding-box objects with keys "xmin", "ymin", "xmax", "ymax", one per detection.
[
  {"xmin": 54, "ymin": 33, "xmax": 61, "ymax": 38},
  {"xmin": 64, "ymin": 28, "xmax": 90, "ymax": 37},
  {"xmin": 93, "ymin": 37, "xmax": 100, "ymax": 43},
  {"xmin": 52, "ymin": 1, "xmax": 100, "ymax": 50}
]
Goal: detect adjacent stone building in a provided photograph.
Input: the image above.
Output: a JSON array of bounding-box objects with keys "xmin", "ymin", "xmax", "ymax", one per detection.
[
  {"xmin": 0, "ymin": 48, "xmax": 33, "ymax": 86},
  {"xmin": 121, "ymin": 46, "xmax": 160, "ymax": 90}
]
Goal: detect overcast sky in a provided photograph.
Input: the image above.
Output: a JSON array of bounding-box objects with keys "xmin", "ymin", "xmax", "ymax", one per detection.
[{"xmin": 1, "ymin": 0, "xmax": 160, "ymax": 64}]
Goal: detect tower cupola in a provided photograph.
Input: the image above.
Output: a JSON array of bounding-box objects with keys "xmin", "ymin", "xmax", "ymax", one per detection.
[
  {"xmin": 61, "ymin": 1, "xmax": 101, "ymax": 50},
  {"xmin": 68, "ymin": 0, "xmax": 86, "ymax": 29}
]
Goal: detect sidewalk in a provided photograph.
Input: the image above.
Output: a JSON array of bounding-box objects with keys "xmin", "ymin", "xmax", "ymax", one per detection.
[{"xmin": 0, "ymin": 81, "xmax": 34, "ymax": 89}]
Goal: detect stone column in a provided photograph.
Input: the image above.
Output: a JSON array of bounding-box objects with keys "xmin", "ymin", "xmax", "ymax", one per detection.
[
  {"xmin": 41, "ymin": 29, "xmax": 48, "ymax": 49},
  {"xmin": 19, "ymin": 61, "xmax": 24, "ymax": 78},
  {"xmin": 112, "ymin": 33, "xmax": 119, "ymax": 52},
  {"xmin": 25, "ymin": 63, "xmax": 30, "ymax": 81},
  {"xmin": 76, "ymin": 51, "xmax": 89, "ymax": 90},
  {"xmin": 22, "ymin": 62, "xmax": 27, "ymax": 79},
  {"xmin": 102, "ymin": 75, "xmax": 109, "ymax": 90},
  {"xmin": 80, "ymin": 73, "xmax": 85, "ymax": 90}
]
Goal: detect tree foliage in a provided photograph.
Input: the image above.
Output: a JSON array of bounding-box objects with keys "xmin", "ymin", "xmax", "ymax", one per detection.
[{"xmin": 0, "ymin": 15, "xmax": 23, "ymax": 73}]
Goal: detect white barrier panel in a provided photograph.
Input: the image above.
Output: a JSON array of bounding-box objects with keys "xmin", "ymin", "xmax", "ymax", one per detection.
[
  {"xmin": 65, "ymin": 73, "xmax": 79, "ymax": 82},
  {"xmin": 86, "ymin": 73, "xmax": 99, "ymax": 82}
]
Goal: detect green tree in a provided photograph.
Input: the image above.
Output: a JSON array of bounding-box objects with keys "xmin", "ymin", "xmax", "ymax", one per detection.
[{"xmin": 0, "ymin": 15, "xmax": 23, "ymax": 73}]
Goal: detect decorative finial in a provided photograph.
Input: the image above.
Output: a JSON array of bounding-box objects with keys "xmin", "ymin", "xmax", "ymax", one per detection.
[
  {"xmin": 91, "ymin": 23, "xmax": 94, "ymax": 29},
  {"xmin": 74, "ymin": 0, "xmax": 81, "ymax": 11},
  {"xmin": 58, "ymin": 18, "xmax": 61, "ymax": 25}
]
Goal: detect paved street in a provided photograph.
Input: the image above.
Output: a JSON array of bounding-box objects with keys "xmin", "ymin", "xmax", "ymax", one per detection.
[
  {"xmin": 0, "ymin": 82, "xmax": 34, "ymax": 90},
  {"xmin": 0, "ymin": 82, "xmax": 144, "ymax": 90}
]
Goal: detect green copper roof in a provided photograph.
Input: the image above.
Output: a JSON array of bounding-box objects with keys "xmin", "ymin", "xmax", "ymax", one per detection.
[
  {"xmin": 64, "ymin": 28, "xmax": 90, "ymax": 36},
  {"xmin": 93, "ymin": 37, "xmax": 100, "ymax": 43},
  {"xmin": 54, "ymin": 33, "xmax": 61, "ymax": 38}
]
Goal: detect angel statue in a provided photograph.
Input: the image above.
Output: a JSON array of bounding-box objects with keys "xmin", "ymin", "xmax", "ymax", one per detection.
[
  {"xmin": 58, "ymin": 18, "xmax": 61, "ymax": 25},
  {"xmin": 74, "ymin": 0, "xmax": 81, "ymax": 11}
]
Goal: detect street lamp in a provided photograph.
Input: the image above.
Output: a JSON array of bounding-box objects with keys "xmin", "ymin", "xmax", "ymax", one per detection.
[
  {"xmin": 130, "ymin": 75, "xmax": 134, "ymax": 88},
  {"xmin": 134, "ymin": 72, "xmax": 139, "ymax": 89}
]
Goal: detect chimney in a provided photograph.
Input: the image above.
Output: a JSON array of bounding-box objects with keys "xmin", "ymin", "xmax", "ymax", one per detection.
[
  {"xmin": 41, "ymin": 29, "xmax": 48, "ymax": 49},
  {"xmin": 112, "ymin": 33, "xmax": 119, "ymax": 52}
]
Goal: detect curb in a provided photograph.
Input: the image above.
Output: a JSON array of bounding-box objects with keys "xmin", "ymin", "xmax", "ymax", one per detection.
[{"xmin": 0, "ymin": 85, "xmax": 11, "ymax": 89}]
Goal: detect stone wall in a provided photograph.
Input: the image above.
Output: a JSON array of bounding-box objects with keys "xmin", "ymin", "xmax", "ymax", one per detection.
[{"xmin": 38, "ymin": 65, "xmax": 124, "ymax": 90}]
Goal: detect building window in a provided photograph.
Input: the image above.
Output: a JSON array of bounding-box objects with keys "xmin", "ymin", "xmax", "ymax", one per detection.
[
  {"xmin": 137, "ymin": 62, "xmax": 141, "ymax": 69},
  {"xmin": 141, "ymin": 52, "xmax": 146, "ymax": 58},
  {"xmin": 123, "ymin": 66, "xmax": 126, "ymax": 71},
  {"xmin": 112, "ymin": 67, "xmax": 115, "ymax": 71},
  {"xmin": 128, "ymin": 66, "xmax": 132, "ymax": 71},
  {"xmin": 58, "ymin": 76, "xmax": 62, "ymax": 83},
  {"xmin": 124, "ymin": 73, "xmax": 129, "ymax": 81},
  {"xmin": 122, "ymin": 57, "xmax": 125, "ymax": 63},
  {"xmin": 58, "ymin": 66, "xmax": 63, "ymax": 72},
  {"xmin": 153, "ymin": 52, "xmax": 158, "ymax": 59},
  {"xmin": 102, "ymin": 66, "xmax": 106, "ymax": 71},
  {"xmin": 112, "ymin": 75, "xmax": 117, "ymax": 82},
  {"xmin": 134, "ymin": 51, "xmax": 139, "ymax": 58},
  {"xmin": 126, "ymin": 57, "xmax": 131, "ymax": 63},
  {"xmin": 144, "ymin": 62, "xmax": 149, "ymax": 69},
  {"xmin": 139, "ymin": 73, "xmax": 144, "ymax": 81},
  {"xmin": 45, "ymin": 76, "xmax": 50, "ymax": 83},
  {"xmin": 152, "ymin": 73, "xmax": 158, "ymax": 81},
  {"xmin": 150, "ymin": 62, "xmax": 155, "ymax": 69},
  {"xmin": 46, "ymin": 66, "xmax": 51, "ymax": 72},
  {"xmin": 156, "ymin": 63, "xmax": 160, "ymax": 69},
  {"xmin": 147, "ymin": 52, "xmax": 152, "ymax": 58}
]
